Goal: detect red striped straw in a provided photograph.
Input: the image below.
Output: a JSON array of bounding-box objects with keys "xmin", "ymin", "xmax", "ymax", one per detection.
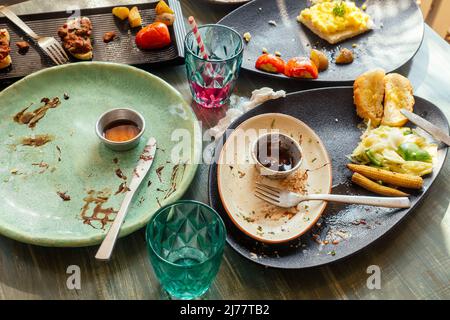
[{"xmin": 188, "ymin": 16, "xmax": 209, "ymax": 60}]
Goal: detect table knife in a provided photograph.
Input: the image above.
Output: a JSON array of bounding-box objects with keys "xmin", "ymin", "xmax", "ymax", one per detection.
[
  {"xmin": 401, "ymin": 109, "xmax": 450, "ymax": 146},
  {"xmin": 95, "ymin": 137, "xmax": 157, "ymax": 261}
]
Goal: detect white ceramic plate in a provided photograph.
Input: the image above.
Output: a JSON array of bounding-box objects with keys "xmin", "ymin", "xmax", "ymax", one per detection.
[{"xmin": 217, "ymin": 113, "xmax": 332, "ymax": 243}]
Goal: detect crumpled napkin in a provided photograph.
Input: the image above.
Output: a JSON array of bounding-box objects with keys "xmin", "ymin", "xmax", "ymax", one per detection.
[{"xmin": 206, "ymin": 87, "xmax": 286, "ymax": 140}]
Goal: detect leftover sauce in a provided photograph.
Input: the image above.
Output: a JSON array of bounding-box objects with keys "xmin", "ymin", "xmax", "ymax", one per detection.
[
  {"xmin": 256, "ymin": 138, "xmax": 297, "ymax": 172},
  {"xmin": 103, "ymin": 119, "xmax": 140, "ymax": 142}
]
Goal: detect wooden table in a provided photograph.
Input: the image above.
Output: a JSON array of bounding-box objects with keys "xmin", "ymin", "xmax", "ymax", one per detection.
[{"xmin": 0, "ymin": 0, "xmax": 449, "ymax": 300}]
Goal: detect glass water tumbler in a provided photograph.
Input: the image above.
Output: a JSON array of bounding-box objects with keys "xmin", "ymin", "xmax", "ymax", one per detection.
[
  {"xmin": 184, "ymin": 24, "xmax": 244, "ymax": 109},
  {"xmin": 146, "ymin": 200, "xmax": 226, "ymax": 300}
]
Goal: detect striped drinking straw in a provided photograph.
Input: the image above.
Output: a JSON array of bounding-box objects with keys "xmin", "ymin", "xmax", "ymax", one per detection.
[{"xmin": 188, "ymin": 16, "xmax": 209, "ymax": 60}]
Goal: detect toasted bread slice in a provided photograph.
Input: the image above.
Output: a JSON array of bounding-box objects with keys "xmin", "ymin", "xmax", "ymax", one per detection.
[
  {"xmin": 0, "ymin": 28, "xmax": 10, "ymax": 42},
  {"xmin": 353, "ymin": 69, "xmax": 386, "ymax": 126},
  {"xmin": 0, "ymin": 55, "xmax": 12, "ymax": 69},
  {"xmin": 58, "ymin": 18, "xmax": 93, "ymax": 61},
  {"xmin": 381, "ymin": 73, "xmax": 414, "ymax": 127},
  {"xmin": 0, "ymin": 29, "xmax": 11, "ymax": 69},
  {"xmin": 72, "ymin": 51, "xmax": 93, "ymax": 61},
  {"xmin": 299, "ymin": 16, "xmax": 373, "ymax": 44}
]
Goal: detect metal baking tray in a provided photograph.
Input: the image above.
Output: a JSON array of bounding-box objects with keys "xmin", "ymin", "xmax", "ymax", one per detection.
[{"xmin": 0, "ymin": 0, "xmax": 186, "ymax": 84}]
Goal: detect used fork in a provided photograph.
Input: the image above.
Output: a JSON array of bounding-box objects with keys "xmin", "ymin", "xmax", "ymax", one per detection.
[
  {"xmin": 255, "ymin": 182, "xmax": 411, "ymax": 209},
  {"xmin": 0, "ymin": 5, "xmax": 69, "ymax": 65}
]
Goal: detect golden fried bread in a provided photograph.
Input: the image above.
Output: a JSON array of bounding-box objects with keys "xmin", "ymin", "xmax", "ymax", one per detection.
[
  {"xmin": 0, "ymin": 29, "xmax": 11, "ymax": 69},
  {"xmin": 353, "ymin": 69, "xmax": 386, "ymax": 126},
  {"xmin": 381, "ymin": 73, "xmax": 414, "ymax": 127}
]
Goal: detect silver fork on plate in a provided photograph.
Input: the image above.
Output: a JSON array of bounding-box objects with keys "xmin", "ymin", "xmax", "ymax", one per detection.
[
  {"xmin": 255, "ymin": 182, "xmax": 411, "ymax": 209},
  {"xmin": 0, "ymin": 5, "xmax": 69, "ymax": 65}
]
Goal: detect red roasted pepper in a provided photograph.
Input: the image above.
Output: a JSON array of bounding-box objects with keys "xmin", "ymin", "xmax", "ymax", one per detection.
[
  {"xmin": 255, "ymin": 54, "xmax": 286, "ymax": 74},
  {"xmin": 135, "ymin": 22, "xmax": 171, "ymax": 50},
  {"xmin": 284, "ymin": 57, "xmax": 319, "ymax": 79}
]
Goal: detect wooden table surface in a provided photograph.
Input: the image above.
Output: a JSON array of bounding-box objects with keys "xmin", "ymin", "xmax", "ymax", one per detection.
[{"xmin": 0, "ymin": 0, "xmax": 449, "ymax": 300}]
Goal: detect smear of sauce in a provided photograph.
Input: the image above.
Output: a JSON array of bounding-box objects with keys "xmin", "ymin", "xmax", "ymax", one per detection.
[
  {"xmin": 13, "ymin": 97, "xmax": 61, "ymax": 128},
  {"xmin": 156, "ymin": 166, "xmax": 164, "ymax": 182},
  {"xmin": 115, "ymin": 168, "xmax": 127, "ymax": 180},
  {"xmin": 115, "ymin": 182, "xmax": 130, "ymax": 195},
  {"xmin": 163, "ymin": 163, "xmax": 187, "ymax": 200},
  {"xmin": 80, "ymin": 190, "xmax": 117, "ymax": 229},
  {"xmin": 21, "ymin": 134, "xmax": 53, "ymax": 147},
  {"xmin": 32, "ymin": 161, "xmax": 49, "ymax": 174},
  {"xmin": 57, "ymin": 191, "xmax": 71, "ymax": 201},
  {"xmin": 56, "ymin": 145, "xmax": 62, "ymax": 162},
  {"xmin": 140, "ymin": 142, "xmax": 155, "ymax": 161}
]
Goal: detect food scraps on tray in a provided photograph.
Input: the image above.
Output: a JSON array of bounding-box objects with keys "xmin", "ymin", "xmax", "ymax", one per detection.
[
  {"xmin": 0, "ymin": 0, "xmax": 175, "ymax": 71},
  {"xmin": 112, "ymin": 1, "xmax": 174, "ymax": 50},
  {"xmin": 349, "ymin": 69, "xmax": 437, "ymax": 196}
]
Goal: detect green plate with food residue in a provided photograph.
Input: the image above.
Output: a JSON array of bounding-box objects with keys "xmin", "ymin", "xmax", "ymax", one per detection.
[{"xmin": 0, "ymin": 62, "xmax": 201, "ymax": 247}]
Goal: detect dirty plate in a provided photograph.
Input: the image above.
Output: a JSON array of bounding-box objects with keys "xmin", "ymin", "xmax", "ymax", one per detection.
[
  {"xmin": 219, "ymin": 0, "xmax": 424, "ymax": 83},
  {"xmin": 0, "ymin": 62, "xmax": 201, "ymax": 247},
  {"xmin": 209, "ymin": 88, "xmax": 448, "ymax": 269},
  {"xmin": 217, "ymin": 113, "xmax": 332, "ymax": 243}
]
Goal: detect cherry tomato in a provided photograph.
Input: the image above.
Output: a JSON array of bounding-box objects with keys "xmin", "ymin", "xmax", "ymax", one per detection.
[
  {"xmin": 135, "ymin": 22, "xmax": 171, "ymax": 50},
  {"xmin": 284, "ymin": 57, "xmax": 318, "ymax": 79},
  {"xmin": 255, "ymin": 54, "xmax": 286, "ymax": 74}
]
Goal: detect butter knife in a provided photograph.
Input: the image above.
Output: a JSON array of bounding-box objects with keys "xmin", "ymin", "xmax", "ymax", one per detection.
[
  {"xmin": 95, "ymin": 137, "xmax": 157, "ymax": 261},
  {"xmin": 401, "ymin": 109, "xmax": 450, "ymax": 147}
]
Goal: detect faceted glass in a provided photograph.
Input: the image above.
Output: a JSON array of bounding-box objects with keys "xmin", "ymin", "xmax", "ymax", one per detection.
[
  {"xmin": 184, "ymin": 24, "xmax": 244, "ymax": 109},
  {"xmin": 146, "ymin": 200, "xmax": 226, "ymax": 300}
]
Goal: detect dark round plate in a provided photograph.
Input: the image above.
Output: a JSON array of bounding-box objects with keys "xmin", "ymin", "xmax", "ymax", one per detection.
[
  {"xmin": 208, "ymin": 87, "xmax": 449, "ymax": 269},
  {"xmin": 218, "ymin": 0, "xmax": 424, "ymax": 83}
]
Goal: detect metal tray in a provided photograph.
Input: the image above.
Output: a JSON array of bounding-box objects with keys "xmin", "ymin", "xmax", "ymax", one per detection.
[{"xmin": 0, "ymin": 0, "xmax": 186, "ymax": 84}]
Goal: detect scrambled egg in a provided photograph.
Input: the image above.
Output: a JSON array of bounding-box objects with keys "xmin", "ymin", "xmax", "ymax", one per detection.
[{"xmin": 298, "ymin": 1, "xmax": 371, "ymax": 34}]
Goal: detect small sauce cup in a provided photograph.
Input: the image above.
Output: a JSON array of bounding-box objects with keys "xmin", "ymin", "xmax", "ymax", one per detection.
[
  {"xmin": 251, "ymin": 133, "xmax": 303, "ymax": 179},
  {"xmin": 96, "ymin": 108, "xmax": 146, "ymax": 151}
]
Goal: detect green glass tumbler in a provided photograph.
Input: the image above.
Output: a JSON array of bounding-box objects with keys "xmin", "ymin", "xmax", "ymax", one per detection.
[{"xmin": 146, "ymin": 200, "xmax": 226, "ymax": 300}]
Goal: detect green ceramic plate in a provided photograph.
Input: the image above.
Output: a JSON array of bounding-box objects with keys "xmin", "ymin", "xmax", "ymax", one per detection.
[{"xmin": 0, "ymin": 62, "xmax": 201, "ymax": 247}]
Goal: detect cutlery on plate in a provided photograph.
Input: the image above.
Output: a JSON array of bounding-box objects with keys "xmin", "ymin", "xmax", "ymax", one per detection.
[
  {"xmin": 255, "ymin": 182, "xmax": 411, "ymax": 209},
  {"xmin": 0, "ymin": 5, "xmax": 69, "ymax": 65},
  {"xmin": 401, "ymin": 109, "xmax": 450, "ymax": 146},
  {"xmin": 95, "ymin": 137, "xmax": 157, "ymax": 261}
]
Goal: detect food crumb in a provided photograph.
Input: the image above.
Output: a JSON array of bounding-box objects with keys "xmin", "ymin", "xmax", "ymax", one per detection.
[
  {"xmin": 103, "ymin": 31, "xmax": 117, "ymax": 43},
  {"xmin": 243, "ymin": 32, "xmax": 251, "ymax": 43},
  {"xmin": 57, "ymin": 191, "xmax": 71, "ymax": 201},
  {"xmin": 16, "ymin": 41, "xmax": 30, "ymax": 55}
]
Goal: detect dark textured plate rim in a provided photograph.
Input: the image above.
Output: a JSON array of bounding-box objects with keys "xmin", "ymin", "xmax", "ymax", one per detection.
[
  {"xmin": 218, "ymin": 0, "xmax": 425, "ymax": 83},
  {"xmin": 208, "ymin": 87, "xmax": 449, "ymax": 269}
]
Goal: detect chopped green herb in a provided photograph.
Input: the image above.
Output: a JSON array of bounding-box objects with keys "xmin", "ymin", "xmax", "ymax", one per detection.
[
  {"xmin": 333, "ymin": 1, "xmax": 346, "ymax": 17},
  {"xmin": 270, "ymin": 119, "xmax": 276, "ymax": 129},
  {"xmin": 311, "ymin": 158, "xmax": 317, "ymax": 163}
]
